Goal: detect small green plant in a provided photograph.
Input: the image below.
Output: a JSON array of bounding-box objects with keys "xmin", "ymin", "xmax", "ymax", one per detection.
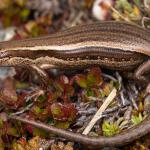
[
  {"xmin": 102, "ymin": 121, "xmax": 120, "ymax": 137},
  {"xmin": 102, "ymin": 117, "xmax": 128, "ymax": 137},
  {"xmin": 131, "ymin": 113, "xmax": 144, "ymax": 125}
]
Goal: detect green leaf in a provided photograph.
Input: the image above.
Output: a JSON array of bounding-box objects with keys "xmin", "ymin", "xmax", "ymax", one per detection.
[
  {"xmin": 54, "ymin": 121, "xmax": 70, "ymax": 129},
  {"xmin": 87, "ymin": 67, "xmax": 102, "ymax": 87},
  {"xmin": 75, "ymin": 74, "xmax": 87, "ymax": 88},
  {"xmin": 34, "ymin": 106, "xmax": 43, "ymax": 114},
  {"xmin": 33, "ymin": 128, "xmax": 47, "ymax": 137},
  {"xmin": 51, "ymin": 104, "xmax": 62, "ymax": 116},
  {"xmin": 7, "ymin": 127, "xmax": 19, "ymax": 137},
  {"xmin": 64, "ymin": 84, "xmax": 74, "ymax": 98},
  {"xmin": 102, "ymin": 121, "xmax": 120, "ymax": 137},
  {"xmin": 131, "ymin": 113, "xmax": 143, "ymax": 125},
  {"xmin": 86, "ymin": 89, "xmax": 94, "ymax": 97},
  {"xmin": 38, "ymin": 94, "xmax": 47, "ymax": 102},
  {"xmin": 50, "ymin": 103, "xmax": 77, "ymax": 122},
  {"xmin": 116, "ymin": 0, "xmax": 132, "ymax": 11}
]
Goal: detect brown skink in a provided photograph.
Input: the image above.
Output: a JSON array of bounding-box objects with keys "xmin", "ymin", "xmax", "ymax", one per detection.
[
  {"xmin": 0, "ymin": 21, "xmax": 149, "ymax": 83},
  {"xmin": 1, "ymin": 21, "xmax": 150, "ymax": 147}
]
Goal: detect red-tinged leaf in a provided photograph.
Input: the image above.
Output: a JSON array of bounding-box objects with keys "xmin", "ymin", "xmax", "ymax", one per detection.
[
  {"xmin": 16, "ymin": 92, "xmax": 26, "ymax": 106},
  {"xmin": 54, "ymin": 80, "xmax": 64, "ymax": 92},
  {"xmin": 45, "ymin": 105, "xmax": 52, "ymax": 116},
  {"xmin": 63, "ymin": 84, "xmax": 74, "ymax": 100},
  {"xmin": 75, "ymin": 74, "xmax": 87, "ymax": 88},
  {"xmin": 39, "ymin": 108, "xmax": 50, "ymax": 121},
  {"xmin": 50, "ymin": 103, "xmax": 77, "ymax": 122},
  {"xmin": 50, "ymin": 103, "xmax": 65, "ymax": 120},
  {"xmin": 12, "ymin": 33, "xmax": 23, "ymax": 40},
  {"xmin": 50, "ymin": 76, "xmax": 75, "ymax": 103},
  {"xmin": 0, "ymin": 77, "xmax": 22, "ymax": 109},
  {"xmin": 0, "ymin": 118, "xmax": 9, "ymax": 136},
  {"xmin": 87, "ymin": 67, "xmax": 103, "ymax": 87},
  {"xmin": 23, "ymin": 124, "xmax": 34, "ymax": 135},
  {"xmin": 0, "ymin": 115, "xmax": 19, "ymax": 139},
  {"xmin": 31, "ymin": 105, "xmax": 51, "ymax": 121},
  {"xmin": 66, "ymin": 103, "xmax": 77, "ymax": 122},
  {"xmin": 24, "ymin": 21, "xmax": 48, "ymax": 37},
  {"xmin": 13, "ymin": 137, "xmax": 27, "ymax": 149},
  {"xmin": 47, "ymin": 91, "xmax": 61, "ymax": 103}
]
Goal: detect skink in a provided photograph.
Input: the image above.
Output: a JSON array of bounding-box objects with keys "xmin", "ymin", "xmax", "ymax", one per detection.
[
  {"xmin": 1, "ymin": 21, "xmax": 150, "ymax": 147},
  {"xmin": 0, "ymin": 21, "xmax": 149, "ymax": 83}
]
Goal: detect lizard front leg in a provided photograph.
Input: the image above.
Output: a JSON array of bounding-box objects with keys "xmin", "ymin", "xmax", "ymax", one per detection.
[{"xmin": 0, "ymin": 57, "xmax": 50, "ymax": 86}]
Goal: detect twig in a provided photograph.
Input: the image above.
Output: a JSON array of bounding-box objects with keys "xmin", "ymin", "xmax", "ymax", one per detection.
[
  {"xmin": 10, "ymin": 89, "xmax": 44, "ymax": 116},
  {"xmin": 120, "ymin": 90, "xmax": 127, "ymax": 106},
  {"xmin": 87, "ymin": 96, "xmax": 102, "ymax": 101},
  {"xmin": 9, "ymin": 109, "xmax": 150, "ymax": 147},
  {"xmin": 10, "ymin": 103, "xmax": 33, "ymax": 116},
  {"xmin": 127, "ymin": 88, "xmax": 138, "ymax": 110},
  {"xmin": 82, "ymin": 88, "xmax": 117, "ymax": 135}
]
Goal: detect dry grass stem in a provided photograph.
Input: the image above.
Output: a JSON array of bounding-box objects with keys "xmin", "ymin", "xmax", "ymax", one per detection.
[{"xmin": 82, "ymin": 88, "xmax": 117, "ymax": 135}]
